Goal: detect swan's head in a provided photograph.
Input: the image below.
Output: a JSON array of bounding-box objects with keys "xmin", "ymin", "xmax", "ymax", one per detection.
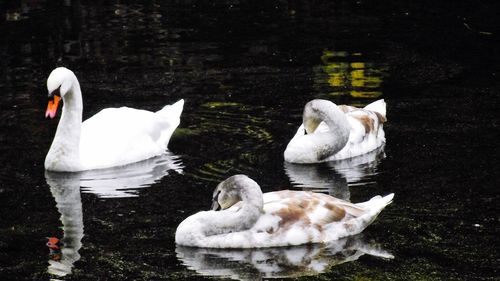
[
  {"xmin": 45, "ymin": 67, "xmax": 76, "ymax": 119},
  {"xmin": 303, "ymin": 99, "xmax": 326, "ymax": 134},
  {"xmin": 211, "ymin": 175, "xmax": 260, "ymax": 211}
]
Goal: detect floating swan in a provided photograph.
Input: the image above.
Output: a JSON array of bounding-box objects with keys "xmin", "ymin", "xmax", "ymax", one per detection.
[
  {"xmin": 175, "ymin": 175, "xmax": 394, "ymax": 248},
  {"xmin": 284, "ymin": 99, "xmax": 386, "ymax": 163},
  {"xmin": 44, "ymin": 67, "xmax": 184, "ymax": 172}
]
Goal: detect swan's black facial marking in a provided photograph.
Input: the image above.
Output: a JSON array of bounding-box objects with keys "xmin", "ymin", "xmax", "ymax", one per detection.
[{"xmin": 48, "ymin": 85, "xmax": 61, "ymax": 100}]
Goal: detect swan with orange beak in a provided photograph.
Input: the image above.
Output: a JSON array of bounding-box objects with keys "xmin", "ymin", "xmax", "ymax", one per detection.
[{"xmin": 44, "ymin": 67, "xmax": 184, "ymax": 172}]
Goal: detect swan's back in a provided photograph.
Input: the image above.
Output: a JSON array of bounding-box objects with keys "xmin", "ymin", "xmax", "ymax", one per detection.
[
  {"xmin": 262, "ymin": 190, "xmax": 391, "ymax": 227},
  {"xmin": 80, "ymin": 99, "xmax": 183, "ymax": 170},
  {"xmin": 331, "ymin": 100, "xmax": 386, "ymax": 160},
  {"xmin": 213, "ymin": 191, "xmax": 393, "ymax": 248}
]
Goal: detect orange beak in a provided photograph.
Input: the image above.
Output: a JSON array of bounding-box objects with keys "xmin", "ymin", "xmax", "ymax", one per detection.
[
  {"xmin": 46, "ymin": 237, "xmax": 60, "ymax": 250},
  {"xmin": 45, "ymin": 95, "xmax": 61, "ymax": 119}
]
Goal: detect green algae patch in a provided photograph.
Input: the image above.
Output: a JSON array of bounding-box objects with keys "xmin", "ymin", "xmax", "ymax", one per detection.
[{"xmin": 201, "ymin": 102, "xmax": 242, "ymax": 108}]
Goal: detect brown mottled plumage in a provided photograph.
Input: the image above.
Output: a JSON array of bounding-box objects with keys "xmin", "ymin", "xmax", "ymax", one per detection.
[
  {"xmin": 176, "ymin": 175, "xmax": 394, "ymax": 248},
  {"xmin": 264, "ymin": 190, "xmax": 361, "ymax": 231},
  {"xmin": 352, "ymin": 115, "xmax": 375, "ymax": 134}
]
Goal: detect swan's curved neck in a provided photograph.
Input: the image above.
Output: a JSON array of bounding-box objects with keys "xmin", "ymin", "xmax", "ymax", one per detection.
[
  {"xmin": 45, "ymin": 76, "xmax": 83, "ymax": 171},
  {"xmin": 303, "ymin": 100, "xmax": 350, "ymax": 160},
  {"xmin": 205, "ymin": 183, "xmax": 263, "ymax": 236}
]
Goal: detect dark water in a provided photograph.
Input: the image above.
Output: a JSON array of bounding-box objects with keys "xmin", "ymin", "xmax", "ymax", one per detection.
[{"xmin": 1, "ymin": 1, "xmax": 499, "ymax": 280}]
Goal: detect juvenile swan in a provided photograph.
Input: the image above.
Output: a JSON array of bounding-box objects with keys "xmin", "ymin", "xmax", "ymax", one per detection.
[
  {"xmin": 175, "ymin": 175, "xmax": 394, "ymax": 248},
  {"xmin": 284, "ymin": 99, "xmax": 386, "ymax": 163},
  {"xmin": 44, "ymin": 67, "xmax": 184, "ymax": 172}
]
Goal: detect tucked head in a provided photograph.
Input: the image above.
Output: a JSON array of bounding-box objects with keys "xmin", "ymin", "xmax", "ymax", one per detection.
[
  {"xmin": 303, "ymin": 99, "xmax": 329, "ymax": 134},
  {"xmin": 45, "ymin": 67, "xmax": 76, "ymax": 119},
  {"xmin": 211, "ymin": 175, "xmax": 260, "ymax": 211}
]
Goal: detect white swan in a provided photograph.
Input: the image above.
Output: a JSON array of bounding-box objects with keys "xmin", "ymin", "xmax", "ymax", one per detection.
[
  {"xmin": 175, "ymin": 175, "xmax": 394, "ymax": 248},
  {"xmin": 44, "ymin": 67, "xmax": 184, "ymax": 172},
  {"xmin": 284, "ymin": 99, "xmax": 386, "ymax": 163}
]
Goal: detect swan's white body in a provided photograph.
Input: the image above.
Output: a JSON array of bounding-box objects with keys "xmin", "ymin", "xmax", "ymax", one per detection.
[
  {"xmin": 284, "ymin": 99, "xmax": 387, "ymax": 163},
  {"xmin": 175, "ymin": 175, "xmax": 394, "ymax": 248},
  {"xmin": 44, "ymin": 67, "xmax": 184, "ymax": 172}
]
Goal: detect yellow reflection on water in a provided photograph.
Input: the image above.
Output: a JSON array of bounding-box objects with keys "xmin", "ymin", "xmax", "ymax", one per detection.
[{"xmin": 317, "ymin": 50, "xmax": 384, "ymax": 98}]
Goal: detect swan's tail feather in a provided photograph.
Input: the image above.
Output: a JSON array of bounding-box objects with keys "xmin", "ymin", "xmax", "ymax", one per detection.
[
  {"xmin": 364, "ymin": 99, "xmax": 386, "ymax": 120},
  {"xmin": 156, "ymin": 99, "xmax": 184, "ymax": 147},
  {"xmin": 356, "ymin": 193, "xmax": 393, "ymax": 211},
  {"xmin": 336, "ymin": 193, "xmax": 393, "ymax": 237},
  {"xmin": 354, "ymin": 193, "xmax": 394, "ymax": 229},
  {"xmin": 157, "ymin": 99, "xmax": 184, "ymax": 119}
]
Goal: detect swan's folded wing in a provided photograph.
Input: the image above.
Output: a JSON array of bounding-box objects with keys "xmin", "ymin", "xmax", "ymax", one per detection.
[
  {"xmin": 326, "ymin": 201, "xmax": 365, "ymax": 217},
  {"xmin": 80, "ymin": 107, "xmax": 168, "ymax": 169},
  {"xmin": 262, "ymin": 191, "xmax": 365, "ymax": 229},
  {"xmin": 345, "ymin": 108, "xmax": 385, "ymax": 145},
  {"xmin": 308, "ymin": 193, "xmax": 366, "ymax": 221}
]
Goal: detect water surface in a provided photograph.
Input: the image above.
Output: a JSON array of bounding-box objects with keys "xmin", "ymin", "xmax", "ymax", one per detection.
[{"xmin": 0, "ymin": 1, "xmax": 499, "ymax": 280}]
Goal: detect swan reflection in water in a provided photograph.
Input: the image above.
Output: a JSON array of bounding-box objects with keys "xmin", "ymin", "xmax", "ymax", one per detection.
[
  {"xmin": 45, "ymin": 171, "xmax": 84, "ymax": 277},
  {"xmin": 44, "ymin": 152, "xmax": 182, "ymax": 276},
  {"xmin": 79, "ymin": 152, "xmax": 183, "ymax": 198},
  {"xmin": 284, "ymin": 146, "xmax": 385, "ymax": 201},
  {"xmin": 176, "ymin": 235, "xmax": 393, "ymax": 280}
]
